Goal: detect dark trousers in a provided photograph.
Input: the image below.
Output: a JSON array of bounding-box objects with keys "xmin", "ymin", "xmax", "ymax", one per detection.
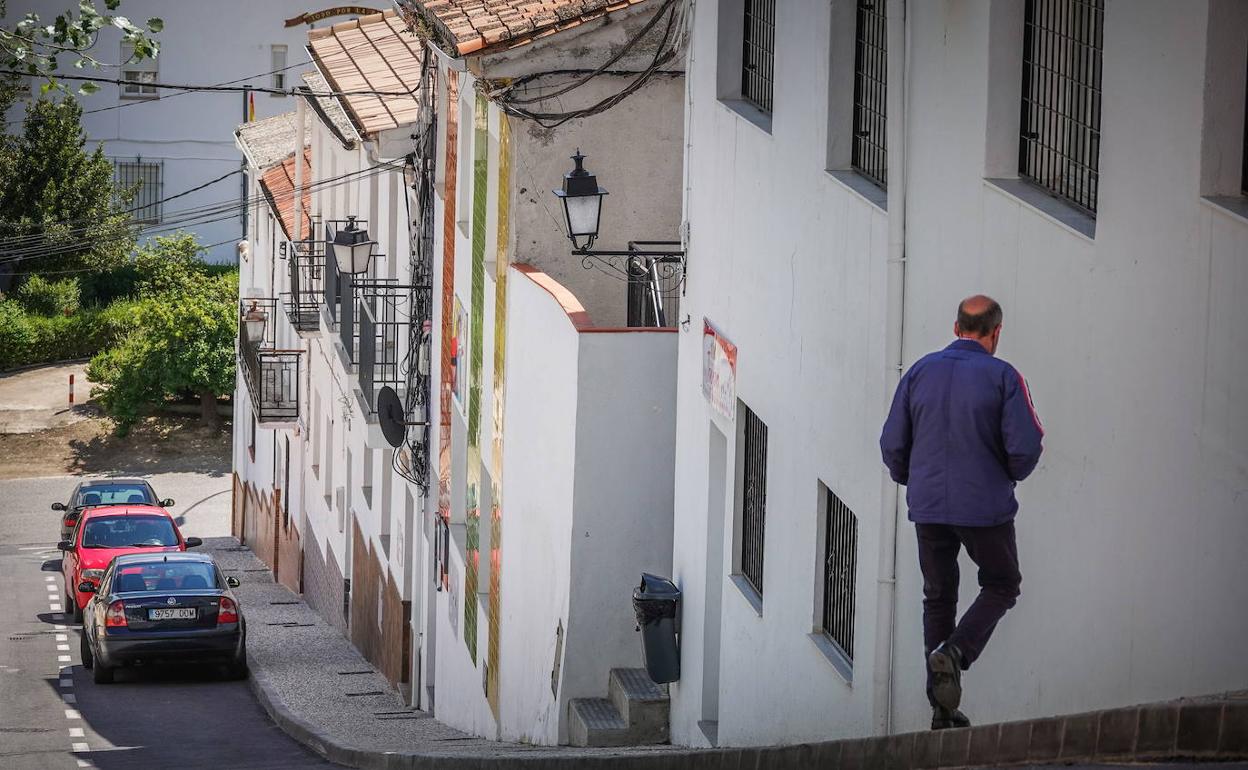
[{"xmin": 916, "ymin": 521, "xmax": 1021, "ymax": 696}]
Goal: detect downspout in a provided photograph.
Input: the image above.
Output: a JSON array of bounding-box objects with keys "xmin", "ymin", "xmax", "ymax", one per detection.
[{"xmin": 872, "ymin": 0, "xmax": 909, "ymax": 737}]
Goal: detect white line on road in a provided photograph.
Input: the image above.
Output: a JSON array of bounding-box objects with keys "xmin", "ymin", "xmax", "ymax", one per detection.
[
  {"xmin": 57, "ymin": 644, "xmax": 69, "ymax": 651},
  {"xmin": 45, "ymin": 575, "xmax": 55, "ymax": 581},
  {"xmin": 76, "ymin": 760, "xmax": 93, "ymax": 768},
  {"xmin": 71, "ymin": 741, "xmax": 88, "ymax": 752},
  {"xmin": 54, "ymin": 624, "xmax": 66, "ymax": 630},
  {"xmin": 65, "ymin": 708, "xmax": 80, "ymax": 720},
  {"xmin": 18, "ymin": 546, "xmax": 50, "ymax": 551},
  {"xmin": 68, "ymin": 727, "xmax": 84, "ymax": 738},
  {"xmin": 56, "ymin": 634, "xmax": 67, "ymax": 642},
  {"xmin": 49, "ymin": 603, "xmax": 63, "ymax": 612},
  {"xmin": 57, "ymin": 655, "xmax": 71, "ymax": 663}
]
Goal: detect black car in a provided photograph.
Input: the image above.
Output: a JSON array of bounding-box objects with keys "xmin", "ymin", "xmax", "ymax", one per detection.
[
  {"xmin": 78, "ymin": 552, "xmax": 247, "ymax": 684},
  {"xmin": 52, "ymin": 479, "xmax": 174, "ymax": 541}
]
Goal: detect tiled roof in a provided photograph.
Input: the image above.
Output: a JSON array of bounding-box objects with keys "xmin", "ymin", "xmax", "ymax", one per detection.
[
  {"xmin": 406, "ymin": 0, "xmax": 649, "ymax": 56},
  {"xmin": 308, "ymin": 10, "xmax": 424, "ymax": 137},
  {"xmin": 260, "ymin": 149, "xmax": 313, "ymax": 241},
  {"xmin": 235, "ymin": 112, "xmax": 310, "ymax": 170},
  {"xmin": 302, "ymin": 71, "xmax": 358, "ymax": 147}
]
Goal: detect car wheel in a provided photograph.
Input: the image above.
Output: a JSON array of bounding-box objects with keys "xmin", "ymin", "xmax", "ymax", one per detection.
[
  {"xmin": 226, "ymin": 645, "xmax": 249, "ymax": 681},
  {"xmin": 92, "ymin": 661, "xmax": 114, "ymax": 684},
  {"xmin": 79, "ymin": 631, "xmax": 93, "ymax": 670},
  {"xmin": 69, "ymin": 596, "xmax": 82, "ymax": 624}
]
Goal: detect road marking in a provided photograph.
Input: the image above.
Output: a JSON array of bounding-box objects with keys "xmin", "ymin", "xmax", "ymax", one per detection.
[
  {"xmin": 58, "ymin": 655, "xmax": 71, "ymax": 663},
  {"xmin": 71, "ymin": 741, "xmax": 89, "ymax": 752},
  {"xmin": 59, "ymin": 678, "xmax": 72, "ymax": 688},
  {"xmin": 54, "ymin": 624, "xmax": 66, "ymax": 630},
  {"xmin": 47, "ymin": 586, "xmax": 59, "ymax": 594},
  {"xmin": 76, "ymin": 760, "xmax": 93, "ymax": 768},
  {"xmin": 69, "ymin": 727, "xmax": 84, "ymax": 738},
  {"xmin": 57, "ymin": 644, "xmax": 69, "ymax": 651},
  {"xmin": 63, "ymin": 693, "xmax": 76, "ymax": 703},
  {"xmin": 56, "ymin": 634, "xmax": 67, "ymax": 642},
  {"xmin": 65, "ymin": 708, "xmax": 80, "ymax": 720},
  {"xmin": 45, "ymin": 575, "xmax": 55, "ymax": 581},
  {"xmin": 18, "ymin": 546, "xmax": 50, "ymax": 551},
  {"xmin": 49, "ymin": 603, "xmax": 63, "ymax": 612}
]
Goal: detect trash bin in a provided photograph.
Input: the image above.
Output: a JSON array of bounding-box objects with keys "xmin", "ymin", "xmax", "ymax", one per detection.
[{"xmin": 632, "ymin": 573, "xmax": 681, "ymax": 684}]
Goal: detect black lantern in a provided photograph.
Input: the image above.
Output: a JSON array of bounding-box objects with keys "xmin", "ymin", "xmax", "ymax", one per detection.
[
  {"xmin": 553, "ymin": 150, "xmax": 608, "ymax": 250},
  {"xmin": 333, "ymin": 216, "xmax": 377, "ymax": 275},
  {"xmin": 242, "ymin": 299, "xmax": 268, "ymax": 344}
]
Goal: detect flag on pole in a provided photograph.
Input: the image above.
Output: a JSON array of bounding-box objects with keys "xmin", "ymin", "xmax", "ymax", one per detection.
[{"xmin": 249, "ymin": 90, "xmax": 256, "ymax": 122}]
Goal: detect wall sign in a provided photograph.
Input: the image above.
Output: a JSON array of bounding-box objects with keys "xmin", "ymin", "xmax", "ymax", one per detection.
[
  {"xmin": 284, "ymin": 7, "xmax": 383, "ymax": 26},
  {"xmin": 702, "ymin": 319, "xmax": 737, "ymax": 423}
]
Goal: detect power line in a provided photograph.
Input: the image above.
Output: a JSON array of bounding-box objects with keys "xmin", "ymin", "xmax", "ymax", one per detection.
[{"xmin": 0, "ymin": 68, "xmax": 421, "ymax": 99}]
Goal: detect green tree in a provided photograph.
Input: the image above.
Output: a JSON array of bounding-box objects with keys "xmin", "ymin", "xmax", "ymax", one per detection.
[
  {"xmin": 132, "ymin": 232, "xmax": 205, "ymax": 297},
  {"xmin": 88, "ymin": 236, "xmax": 237, "ymax": 432},
  {"xmin": 0, "ymin": 96, "xmax": 134, "ymax": 277}
]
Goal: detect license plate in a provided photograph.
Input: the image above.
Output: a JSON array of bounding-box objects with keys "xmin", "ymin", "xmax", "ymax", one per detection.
[{"xmin": 148, "ymin": 608, "xmax": 196, "ymax": 620}]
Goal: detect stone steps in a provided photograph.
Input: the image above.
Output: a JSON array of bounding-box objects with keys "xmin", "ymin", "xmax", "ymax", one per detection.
[{"xmin": 568, "ymin": 668, "xmax": 669, "ymax": 747}]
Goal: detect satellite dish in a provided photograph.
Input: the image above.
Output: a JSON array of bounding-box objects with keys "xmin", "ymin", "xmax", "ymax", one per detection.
[{"xmin": 377, "ymin": 386, "xmax": 408, "ymax": 448}]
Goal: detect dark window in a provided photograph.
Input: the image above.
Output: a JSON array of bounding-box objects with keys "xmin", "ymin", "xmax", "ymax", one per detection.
[
  {"xmin": 740, "ymin": 405, "xmax": 768, "ymax": 596},
  {"xmin": 821, "ymin": 488, "xmax": 859, "ymax": 662},
  {"xmin": 851, "ymin": 0, "xmax": 887, "ymax": 189},
  {"xmin": 1018, "ymin": 0, "xmax": 1104, "ymax": 215},
  {"xmin": 283, "ymin": 436, "xmax": 291, "ymax": 526},
  {"xmin": 249, "ymin": 414, "xmax": 257, "ymax": 460},
  {"xmin": 741, "ymin": 0, "xmax": 775, "ymax": 114},
  {"xmin": 1242, "ymin": 51, "xmax": 1247, "ymax": 195},
  {"xmin": 74, "ymin": 483, "xmax": 155, "ymax": 508},
  {"xmin": 114, "ymin": 159, "xmax": 163, "ymax": 223}
]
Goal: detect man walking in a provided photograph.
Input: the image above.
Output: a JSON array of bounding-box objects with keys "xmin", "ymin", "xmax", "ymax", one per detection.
[{"xmin": 880, "ymin": 295, "xmax": 1044, "ymax": 730}]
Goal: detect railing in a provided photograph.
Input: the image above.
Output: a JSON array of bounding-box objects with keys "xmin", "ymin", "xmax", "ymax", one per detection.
[
  {"xmin": 238, "ymin": 298, "xmax": 301, "ymax": 424},
  {"xmin": 283, "ymin": 236, "xmax": 325, "ymax": 333},
  {"xmin": 350, "ymin": 279, "xmax": 409, "ymax": 414},
  {"xmin": 626, "ymin": 251, "xmax": 683, "ymax": 328}
]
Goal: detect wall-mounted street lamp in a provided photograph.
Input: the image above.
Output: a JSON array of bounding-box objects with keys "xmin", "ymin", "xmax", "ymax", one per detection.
[
  {"xmin": 333, "ymin": 216, "xmax": 378, "ymax": 275},
  {"xmin": 242, "ymin": 299, "xmax": 268, "ymax": 344},
  {"xmin": 552, "ymin": 150, "xmax": 686, "ymax": 327}
]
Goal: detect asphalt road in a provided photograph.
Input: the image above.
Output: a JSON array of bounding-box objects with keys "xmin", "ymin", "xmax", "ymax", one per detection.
[{"xmin": 0, "ymin": 472, "xmax": 335, "ymax": 769}]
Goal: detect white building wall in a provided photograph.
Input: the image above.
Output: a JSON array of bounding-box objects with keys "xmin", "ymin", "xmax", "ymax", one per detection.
[
  {"xmin": 672, "ymin": 0, "xmax": 1248, "ymax": 750},
  {"xmin": 6, "ymin": 0, "xmax": 323, "ymax": 262}
]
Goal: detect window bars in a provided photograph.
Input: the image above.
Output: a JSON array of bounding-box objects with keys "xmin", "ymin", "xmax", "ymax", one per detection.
[
  {"xmin": 740, "ymin": 405, "xmax": 768, "ymax": 597},
  {"xmin": 1018, "ymin": 0, "xmax": 1104, "ymax": 215},
  {"xmin": 741, "ymin": 0, "xmax": 776, "ymax": 114},
  {"xmin": 852, "ymin": 0, "xmax": 888, "ymax": 189},
  {"xmin": 114, "ymin": 159, "xmax": 163, "ymax": 223},
  {"xmin": 821, "ymin": 489, "xmax": 858, "ymax": 662}
]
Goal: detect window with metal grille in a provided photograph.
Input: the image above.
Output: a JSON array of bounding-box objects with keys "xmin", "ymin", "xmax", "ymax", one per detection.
[
  {"xmin": 115, "ymin": 160, "xmax": 162, "ymax": 224},
  {"xmin": 740, "ymin": 0, "xmax": 775, "ymax": 114},
  {"xmin": 851, "ymin": 0, "xmax": 887, "ymax": 189},
  {"xmin": 820, "ymin": 488, "xmax": 858, "ymax": 662},
  {"xmin": 739, "ymin": 405, "xmax": 768, "ymax": 597},
  {"xmin": 1018, "ymin": 0, "xmax": 1104, "ymax": 215}
]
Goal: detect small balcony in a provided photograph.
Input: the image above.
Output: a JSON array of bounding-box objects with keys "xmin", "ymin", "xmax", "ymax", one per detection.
[
  {"xmin": 282, "ymin": 236, "xmax": 325, "ymax": 336},
  {"xmin": 238, "ymin": 298, "xmax": 302, "ymax": 426}
]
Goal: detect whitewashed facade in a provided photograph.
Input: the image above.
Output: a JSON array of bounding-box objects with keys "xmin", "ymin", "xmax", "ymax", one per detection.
[{"xmin": 668, "ymin": 0, "xmax": 1248, "ymax": 749}]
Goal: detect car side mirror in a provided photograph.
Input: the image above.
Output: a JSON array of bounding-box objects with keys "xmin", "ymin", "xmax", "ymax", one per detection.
[
  {"xmin": 160, "ymin": 498, "xmax": 175, "ymax": 507},
  {"xmin": 77, "ymin": 581, "xmax": 96, "ymax": 594},
  {"xmin": 184, "ymin": 537, "xmax": 202, "ymax": 549},
  {"xmin": 226, "ymin": 576, "xmax": 241, "ymax": 589},
  {"xmin": 51, "ymin": 502, "xmax": 66, "ymax": 511},
  {"xmin": 57, "ymin": 541, "xmax": 73, "ymax": 552}
]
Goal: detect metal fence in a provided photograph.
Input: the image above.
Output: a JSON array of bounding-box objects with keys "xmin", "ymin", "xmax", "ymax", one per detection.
[
  {"xmin": 1018, "ymin": 0, "xmax": 1104, "ymax": 215},
  {"xmin": 283, "ymin": 235, "xmax": 325, "ymax": 333},
  {"xmin": 852, "ymin": 0, "xmax": 888, "ymax": 189},
  {"xmin": 741, "ymin": 0, "xmax": 776, "ymax": 114},
  {"xmin": 740, "ymin": 405, "xmax": 768, "ymax": 597},
  {"xmin": 821, "ymin": 489, "xmax": 858, "ymax": 662},
  {"xmin": 625, "ymin": 251, "xmax": 683, "ymax": 328},
  {"xmin": 357, "ymin": 288, "xmax": 407, "ymax": 414}
]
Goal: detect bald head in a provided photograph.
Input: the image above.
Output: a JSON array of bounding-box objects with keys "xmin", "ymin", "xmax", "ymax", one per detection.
[{"xmin": 955, "ymin": 295, "xmax": 1003, "ymax": 353}]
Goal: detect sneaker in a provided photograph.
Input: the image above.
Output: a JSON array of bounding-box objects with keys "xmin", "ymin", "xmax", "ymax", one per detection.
[
  {"xmin": 931, "ymin": 705, "xmax": 971, "ymax": 730},
  {"xmin": 927, "ymin": 641, "xmax": 963, "ymax": 712}
]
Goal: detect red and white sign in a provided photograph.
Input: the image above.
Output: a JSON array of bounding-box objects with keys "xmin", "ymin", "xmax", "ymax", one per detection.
[{"xmin": 702, "ymin": 319, "xmax": 737, "ymax": 423}]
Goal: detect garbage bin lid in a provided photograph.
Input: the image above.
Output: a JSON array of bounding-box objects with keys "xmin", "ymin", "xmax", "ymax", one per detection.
[{"xmin": 636, "ymin": 572, "xmax": 680, "ymax": 599}]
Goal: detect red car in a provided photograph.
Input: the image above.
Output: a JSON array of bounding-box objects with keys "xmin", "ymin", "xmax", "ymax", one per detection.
[{"xmin": 59, "ymin": 505, "xmax": 202, "ymax": 623}]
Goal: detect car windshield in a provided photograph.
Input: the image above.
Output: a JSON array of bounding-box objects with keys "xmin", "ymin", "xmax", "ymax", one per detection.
[
  {"xmin": 81, "ymin": 515, "xmax": 178, "ymax": 549},
  {"xmin": 75, "ymin": 483, "xmax": 154, "ymax": 508},
  {"xmin": 113, "ymin": 562, "xmax": 219, "ymax": 593}
]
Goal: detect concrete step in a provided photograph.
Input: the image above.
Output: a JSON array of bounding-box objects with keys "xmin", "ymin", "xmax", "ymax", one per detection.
[
  {"xmin": 608, "ymin": 667, "xmax": 670, "ymax": 742},
  {"xmin": 567, "ymin": 698, "xmax": 631, "ymax": 747}
]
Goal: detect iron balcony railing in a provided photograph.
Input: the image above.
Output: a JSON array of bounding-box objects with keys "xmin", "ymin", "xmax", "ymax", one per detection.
[
  {"xmin": 238, "ymin": 298, "xmax": 302, "ymax": 424},
  {"xmin": 356, "ymin": 284, "xmax": 408, "ymax": 414},
  {"xmin": 282, "ymin": 235, "xmax": 325, "ymax": 333}
]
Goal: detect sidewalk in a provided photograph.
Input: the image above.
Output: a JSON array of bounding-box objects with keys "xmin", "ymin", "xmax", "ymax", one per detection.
[{"xmin": 208, "ymin": 537, "xmax": 1248, "ymax": 770}]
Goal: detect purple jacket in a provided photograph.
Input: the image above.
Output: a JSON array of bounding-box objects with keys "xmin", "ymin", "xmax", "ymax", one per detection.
[{"xmin": 880, "ymin": 339, "xmax": 1044, "ymax": 526}]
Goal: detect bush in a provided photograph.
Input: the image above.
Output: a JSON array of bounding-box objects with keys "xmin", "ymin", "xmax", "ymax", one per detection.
[
  {"xmin": 14, "ymin": 275, "xmax": 81, "ymax": 316},
  {"xmin": 0, "ymin": 298, "xmax": 143, "ymax": 371}
]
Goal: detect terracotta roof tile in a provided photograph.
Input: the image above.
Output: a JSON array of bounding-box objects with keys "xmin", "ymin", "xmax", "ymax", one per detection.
[
  {"xmin": 307, "ymin": 9, "xmax": 426, "ymax": 138},
  {"xmin": 404, "ymin": 0, "xmax": 649, "ymax": 56},
  {"xmin": 260, "ymin": 149, "xmax": 313, "ymax": 242}
]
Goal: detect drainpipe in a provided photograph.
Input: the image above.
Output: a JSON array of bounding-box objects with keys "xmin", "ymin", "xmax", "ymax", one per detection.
[{"xmin": 872, "ymin": 0, "xmax": 909, "ymax": 737}]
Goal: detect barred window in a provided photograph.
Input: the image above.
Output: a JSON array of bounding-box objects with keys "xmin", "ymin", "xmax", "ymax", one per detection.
[
  {"xmin": 1018, "ymin": 0, "xmax": 1104, "ymax": 215},
  {"xmin": 115, "ymin": 160, "xmax": 163, "ymax": 224},
  {"xmin": 740, "ymin": 0, "xmax": 775, "ymax": 114},
  {"xmin": 740, "ymin": 405, "xmax": 768, "ymax": 597},
  {"xmin": 851, "ymin": 0, "xmax": 887, "ymax": 189},
  {"xmin": 820, "ymin": 487, "xmax": 858, "ymax": 663}
]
